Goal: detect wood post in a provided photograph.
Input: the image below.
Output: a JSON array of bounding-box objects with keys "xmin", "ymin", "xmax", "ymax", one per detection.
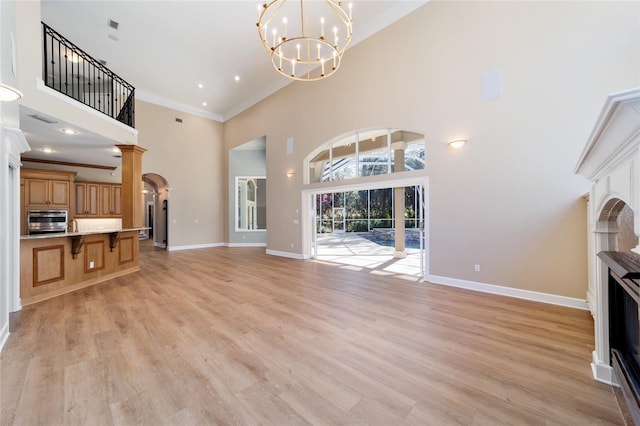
[{"xmin": 116, "ymin": 144, "xmax": 147, "ymax": 229}]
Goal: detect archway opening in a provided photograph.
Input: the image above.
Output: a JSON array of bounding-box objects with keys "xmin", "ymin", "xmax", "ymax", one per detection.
[
  {"xmin": 597, "ymin": 198, "xmax": 638, "ymax": 253},
  {"xmin": 142, "ymin": 173, "xmax": 170, "ymax": 250}
]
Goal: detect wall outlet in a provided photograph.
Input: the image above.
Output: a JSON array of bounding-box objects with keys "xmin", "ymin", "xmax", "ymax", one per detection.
[
  {"xmin": 474, "ymin": 264, "xmax": 481, "ymax": 272},
  {"xmin": 89, "ymin": 261, "xmax": 95, "ymax": 269}
]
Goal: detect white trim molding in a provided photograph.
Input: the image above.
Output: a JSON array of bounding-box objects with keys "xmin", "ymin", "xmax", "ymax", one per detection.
[
  {"xmin": 426, "ymin": 274, "xmax": 589, "ymax": 310},
  {"xmin": 592, "ymin": 350, "xmax": 616, "ymax": 385},
  {"xmin": 136, "ymin": 90, "xmax": 223, "ymax": 122},
  {"xmin": 265, "ymin": 249, "xmax": 306, "ymax": 260},
  {"xmin": 0, "ymin": 126, "xmax": 31, "ymax": 353},
  {"xmin": 226, "ymin": 242, "xmax": 267, "ymax": 248},
  {"xmin": 167, "ymin": 242, "xmax": 225, "ymax": 252}
]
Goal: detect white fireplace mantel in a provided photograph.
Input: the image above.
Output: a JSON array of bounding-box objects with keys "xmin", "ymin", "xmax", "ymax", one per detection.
[{"xmin": 575, "ymin": 88, "xmax": 640, "ymax": 384}]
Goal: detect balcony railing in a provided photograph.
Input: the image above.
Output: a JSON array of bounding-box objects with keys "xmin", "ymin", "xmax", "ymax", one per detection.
[{"xmin": 42, "ymin": 22, "xmax": 135, "ymax": 128}]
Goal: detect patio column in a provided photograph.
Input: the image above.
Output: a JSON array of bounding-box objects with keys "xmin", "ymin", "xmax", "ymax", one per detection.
[{"xmin": 392, "ymin": 141, "xmax": 406, "ymax": 259}]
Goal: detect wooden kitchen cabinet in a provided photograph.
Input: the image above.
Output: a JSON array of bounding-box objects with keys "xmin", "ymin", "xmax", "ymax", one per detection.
[
  {"xmin": 22, "ymin": 169, "xmax": 76, "ymax": 210},
  {"xmin": 21, "ymin": 169, "xmax": 76, "ymax": 235},
  {"xmin": 100, "ymin": 184, "xmax": 122, "ymax": 217},
  {"xmin": 73, "ymin": 181, "xmax": 122, "ymax": 218},
  {"xmin": 74, "ymin": 183, "xmax": 100, "ymax": 217},
  {"xmin": 25, "ymin": 178, "xmax": 71, "ymax": 208}
]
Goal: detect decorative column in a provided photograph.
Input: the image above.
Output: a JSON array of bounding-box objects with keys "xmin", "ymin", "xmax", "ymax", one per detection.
[
  {"xmin": 117, "ymin": 144, "xmax": 147, "ymax": 229},
  {"xmin": 392, "ymin": 141, "xmax": 407, "ymax": 259}
]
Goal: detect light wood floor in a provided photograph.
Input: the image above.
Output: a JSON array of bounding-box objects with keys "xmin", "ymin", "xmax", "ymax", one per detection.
[{"xmin": 1, "ymin": 243, "xmax": 623, "ymax": 425}]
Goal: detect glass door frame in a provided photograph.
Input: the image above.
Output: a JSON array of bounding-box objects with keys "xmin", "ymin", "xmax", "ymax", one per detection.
[{"xmin": 304, "ymin": 175, "xmax": 430, "ymax": 281}]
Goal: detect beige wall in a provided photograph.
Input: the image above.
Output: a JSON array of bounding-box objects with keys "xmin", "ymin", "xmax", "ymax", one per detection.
[
  {"xmin": 136, "ymin": 100, "xmax": 224, "ymax": 248},
  {"xmin": 223, "ymin": 1, "xmax": 640, "ymax": 298}
]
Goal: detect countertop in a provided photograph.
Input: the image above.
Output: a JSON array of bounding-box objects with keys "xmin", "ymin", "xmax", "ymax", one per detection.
[{"xmin": 21, "ymin": 227, "xmax": 149, "ymax": 240}]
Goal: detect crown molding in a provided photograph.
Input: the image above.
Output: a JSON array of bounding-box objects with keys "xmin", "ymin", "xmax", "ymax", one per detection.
[{"xmin": 136, "ymin": 90, "xmax": 224, "ymax": 123}]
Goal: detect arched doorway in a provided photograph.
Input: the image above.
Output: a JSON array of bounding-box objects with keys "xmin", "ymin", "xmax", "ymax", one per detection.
[
  {"xmin": 142, "ymin": 173, "xmax": 170, "ymax": 249},
  {"xmin": 596, "ymin": 198, "xmax": 638, "ymax": 253}
]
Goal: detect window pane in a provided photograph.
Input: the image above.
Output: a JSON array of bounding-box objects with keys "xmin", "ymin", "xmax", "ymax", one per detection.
[
  {"xmin": 331, "ymin": 138, "xmax": 357, "ymax": 181},
  {"xmin": 309, "ymin": 148, "xmax": 331, "ymax": 183},
  {"xmin": 358, "ymin": 130, "xmax": 389, "ymax": 177},
  {"xmin": 390, "ymin": 130, "xmax": 425, "ymax": 172},
  {"xmin": 405, "ymin": 138, "xmax": 425, "ymax": 171}
]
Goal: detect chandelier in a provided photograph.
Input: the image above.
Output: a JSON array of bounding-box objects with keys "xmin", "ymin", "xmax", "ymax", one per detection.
[{"xmin": 257, "ymin": 0, "xmax": 353, "ymax": 82}]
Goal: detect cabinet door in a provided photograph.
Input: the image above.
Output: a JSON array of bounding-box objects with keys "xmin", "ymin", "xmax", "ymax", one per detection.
[
  {"xmin": 49, "ymin": 180, "xmax": 70, "ymax": 208},
  {"xmin": 75, "ymin": 183, "xmax": 87, "ymax": 216},
  {"xmin": 25, "ymin": 179, "xmax": 49, "ymax": 206},
  {"xmin": 100, "ymin": 185, "xmax": 112, "ymax": 216},
  {"xmin": 87, "ymin": 183, "xmax": 99, "ymax": 216},
  {"xmin": 112, "ymin": 185, "xmax": 122, "ymax": 216}
]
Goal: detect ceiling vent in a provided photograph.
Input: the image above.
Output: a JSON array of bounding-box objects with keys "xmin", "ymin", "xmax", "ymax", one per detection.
[
  {"xmin": 108, "ymin": 19, "xmax": 119, "ymax": 30},
  {"xmin": 99, "ymin": 59, "xmax": 107, "ymax": 66},
  {"xmin": 28, "ymin": 114, "xmax": 58, "ymax": 124}
]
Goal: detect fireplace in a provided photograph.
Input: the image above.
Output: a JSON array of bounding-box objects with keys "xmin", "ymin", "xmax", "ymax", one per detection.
[
  {"xmin": 599, "ymin": 251, "xmax": 640, "ymax": 422},
  {"xmin": 574, "ymin": 88, "xmax": 640, "ymax": 414}
]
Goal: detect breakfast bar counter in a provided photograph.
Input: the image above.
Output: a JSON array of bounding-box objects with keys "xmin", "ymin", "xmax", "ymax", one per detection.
[{"xmin": 20, "ymin": 228, "xmax": 147, "ymax": 306}]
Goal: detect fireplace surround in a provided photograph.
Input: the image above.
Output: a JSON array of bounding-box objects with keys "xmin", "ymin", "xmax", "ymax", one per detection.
[{"xmin": 575, "ymin": 88, "xmax": 640, "ymax": 418}]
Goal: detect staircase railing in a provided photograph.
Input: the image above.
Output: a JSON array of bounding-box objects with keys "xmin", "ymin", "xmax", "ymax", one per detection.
[{"xmin": 42, "ymin": 22, "xmax": 135, "ymax": 128}]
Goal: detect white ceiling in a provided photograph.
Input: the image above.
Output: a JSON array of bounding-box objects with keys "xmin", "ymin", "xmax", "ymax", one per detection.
[{"xmin": 22, "ymin": 0, "xmax": 428, "ymax": 166}]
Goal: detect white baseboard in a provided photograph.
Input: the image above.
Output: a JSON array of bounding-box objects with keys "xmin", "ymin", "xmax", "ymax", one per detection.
[
  {"xmin": 226, "ymin": 242, "xmax": 267, "ymax": 248},
  {"xmin": 0, "ymin": 321, "xmax": 9, "ymax": 352},
  {"xmin": 153, "ymin": 242, "xmax": 166, "ymax": 248},
  {"xmin": 425, "ymin": 274, "xmax": 589, "ymax": 310},
  {"xmin": 265, "ymin": 249, "xmax": 305, "ymax": 260},
  {"xmin": 168, "ymin": 242, "xmax": 225, "ymax": 252},
  {"xmin": 592, "ymin": 350, "xmax": 616, "ymax": 385}
]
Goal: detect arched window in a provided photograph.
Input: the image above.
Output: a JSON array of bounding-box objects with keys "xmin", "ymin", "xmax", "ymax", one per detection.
[{"xmin": 307, "ymin": 128, "xmax": 425, "ymax": 184}]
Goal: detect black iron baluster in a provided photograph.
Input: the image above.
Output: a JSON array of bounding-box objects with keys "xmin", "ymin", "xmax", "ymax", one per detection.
[
  {"xmin": 41, "ymin": 23, "xmax": 135, "ymax": 127},
  {"xmin": 57, "ymin": 36, "xmax": 61, "ymax": 92},
  {"xmin": 43, "ymin": 24, "xmax": 48, "ymax": 87}
]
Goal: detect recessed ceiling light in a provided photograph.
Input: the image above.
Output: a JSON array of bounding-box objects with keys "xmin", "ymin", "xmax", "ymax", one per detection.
[
  {"xmin": 111, "ymin": 147, "xmax": 121, "ymax": 153},
  {"xmin": 202, "ymin": 102, "xmax": 207, "ymax": 107},
  {"xmin": 61, "ymin": 128, "xmax": 77, "ymax": 135},
  {"xmin": 42, "ymin": 147, "xmax": 53, "ymax": 154},
  {"xmin": 198, "ymin": 83, "xmax": 203, "ymax": 89},
  {"xmin": 234, "ymin": 75, "xmax": 240, "ymax": 82}
]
